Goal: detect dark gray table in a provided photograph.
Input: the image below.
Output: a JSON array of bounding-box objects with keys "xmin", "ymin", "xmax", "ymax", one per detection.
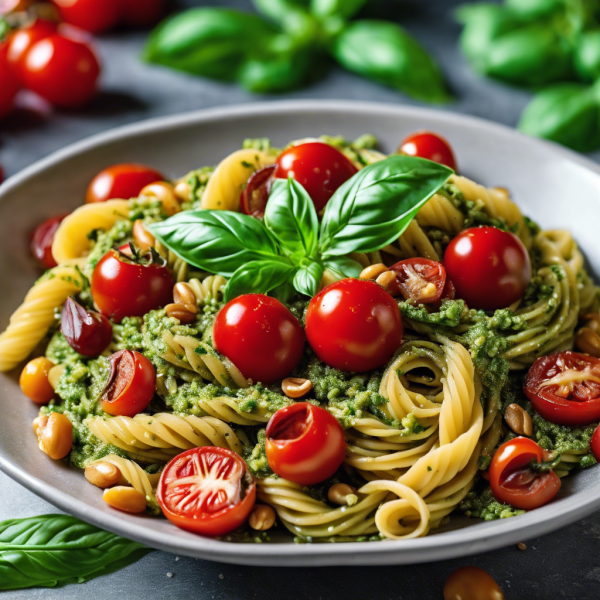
[{"xmin": 2, "ymin": 1, "xmax": 599, "ymax": 598}]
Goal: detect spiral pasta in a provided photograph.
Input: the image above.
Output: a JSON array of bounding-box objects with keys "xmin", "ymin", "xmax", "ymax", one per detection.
[{"xmin": 187, "ymin": 275, "xmax": 227, "ymax": 307}]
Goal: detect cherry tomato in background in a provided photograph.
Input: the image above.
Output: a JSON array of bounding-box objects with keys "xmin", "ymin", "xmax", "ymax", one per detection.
[
  {"xmin": 275, "ymin": 142, "xmax": 358, "ymax": 212},
  {"xmin": 443, "ymin": 226, "xmax": 531, "ymax": 310},
  {"xmin": 91, "ymin": 246, "xmax": 173, "ymax": 322},
  {"xmin": 399, "ymin": 131, "xmax": 457, "ymax": 171},
  {"xmin": 157, "ymin": 446, "xmax": 256, "ymax": 537},
  {"xmin": 121, "ymin": 0, "xmax": 164, "ymax": 27},
  {"xmin": 0, "ymin": 53, "xmax": 20, "ymax": 119},
  {"xmin": 30, "ymin": 213, "xmax": 68, "ymax": 269},
  {"xmin": 86, "ymin": 163, "xmax": 164, "ymax": 203},
  {"xmin": 213, "ymin": 294, "xmax": 305, "ymax": 384},
  {"xmin": 305, "ymin": 278, "xmax": 403, "ymax": 372},
  {"xmin": 6, "ymin": 18, "xmax": 57, "ymax": 76},
  {"xmin": 591, "ymin": 423, "xmax": 600, "ymax": 462},
  {"xmin": 240, "ymin": 164, "xmax": 276, "ymax": 218},
  {"xmin": 443, "ymin": 566, "xmax": 504, "ymax": 600},
  {"xmin": 390, "ymin": 258, "xmax": 448, "ymax": 305},
  {"xmin": 524, "ymin": 351, "xmax": 600, "ymax": 426},
  {"xmin": 21, "ymin": 34, "xmax": 100, "ymax": 108},
  {"xmin": 265, "ymin": 402, "xmax": 346, "ymax": 486},
  {"xmin": 19, "ymin": 356, "xmax": 55, "ymax": 404},
  {"xmin": 488, "ymin": 437, "xmax": 561, "ymax": 511},
  {"xmin": 52, "ymin": 0, "xmax": 121, "ymax": 34},
  {"xmin": 61, "ymin": 296, "xmax": 112, "ymax": 357},
  {"xmin": 100, "ymin": 349, "xmax": 155, "ymax": 416}
]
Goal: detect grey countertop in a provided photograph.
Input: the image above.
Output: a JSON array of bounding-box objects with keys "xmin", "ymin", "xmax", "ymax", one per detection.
[{"xmin": 2, "ymin": 1, "xmax": 600, "ymax": 598}]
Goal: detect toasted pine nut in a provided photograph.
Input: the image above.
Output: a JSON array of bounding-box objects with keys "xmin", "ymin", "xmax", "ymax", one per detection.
[
  {"xmin": 375, "ymin": 270, "xmax": 400, "ymax": 297},
  {"xmin": 420, "ymin": 282, "xmax": 438, "ymax": 300},
  {"xmin": 133, "ymin": 220, "xmax": 156, "ymax": 251},
  {"xmin": 249, "ymin": 505, "xmax": 276, "ymax": 531},
  {"xmin": 38, "ymin": 412, "xmax": 72, "ymax": 459},
  {"xmin": 140, "ymin": 182, "xmax": 180, "ymax": 216},
  {"xmin": 32, "ymin": 415, "xmax": 48, "ymax": 437},
  {"xmin": 174, "ymin": 180, "xmax": 192, "ymax": 202},
  {"xmin": 328, "ymin": 483, "xmax": 358, "ymax": 506},
  {"xmin": 582, "ymin": 313, "xmax": 600, "ymax": 333},
  {"xmin": 281, "ymin": 377, "xmax": 313, "ymax": 399},
  {"xmin": 173, "ymin": 282, "xmax": 198, "ymax": 313},
  {"xmin": 360, "ymin": 263, "xmax": 389, "ymax": 280},
  {"xmin": 504, "ymin": 403, "xmax": 533, "ymax": 437},
  {"xmin": 103, "ymin": 486, "xmax": 146, "ymax": 513},
  {"xmin": 165, "ymin": 303, "xmax": 197, "ymax": 324},
  {"xmin": 575, "ymin": 327, "xmax": 600, "ymax": 358},
  {"xmin": 85, "ymin": 462, "xmax": 123, "ymax": 488}
]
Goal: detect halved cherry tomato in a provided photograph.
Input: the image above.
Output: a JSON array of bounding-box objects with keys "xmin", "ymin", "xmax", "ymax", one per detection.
[
  {"xmin": 0, "ymin": 53, "xmax": 19, "ymax": 120},
  {"xmin": 443, "ymin": 226, "xmax": 531, "ymax": 310},
  {"xmin": 275, "ymin": 142, "xmax": 358, "ymax": 212},
  {"xmin": 157, "ymin": 446, "xmax": 256, "ymax": 537},
  {"xmin": 91, "ymin": 246, "xmax": 173, "ymax": 323},
  {"xmin": 86, "ymin": 163, "xmax": 164, "ymax": 204},
  {"xmin": 30, "ymin": 213, "xmax": 69, "ymax": 269},
  {"xmin": 52, "ymin": 0, "xmax": 121, "ymax": 34},
  {"xmin": 305, "ymin": 278, "xmax": 403, "ymax": 372},
  {"xmin": 265, "ymin": 402, "xmax": 346, "ymax": 486},
  {"xmin": 399, "ymin": 131, "xmax": 457, "ymax": 171},
  {"xmin": 489, "ymin": 437, "xmax": 561, "ymax": 510},
  {"xmin": 591, "ymin": 424, "xmax": 600, "ymax": 462},
  {"xmin": 524, "ymin": 351, "xmax": 600, "ymax": 426},
  {"xmin": 100, "ymin": 349, "xmax": 155, "ymax": 416},
  {"xmin": 61, "ymin": 296, "xmax": 112, "ymax": 357},
  {"xmin": 240, "ymin": 164, "xmax": 276, "ymax": 218},
  {"xmin": 213, "ymin": 294, "xmax": 304, "ymax": 384},
  {"xmin": 121, "ymin": 0, "xmax": 164, "ymax": 26},
  {"xmin": 6, "ymin": 19, "xmax": 57, "ymax": 77},
  {"xmin": 390, "ymin": 258, "xmax": 448, "ymax": 305},
  {"xmin": 20, "ymin": 357, "xmax": 55, "ymax": 405}
]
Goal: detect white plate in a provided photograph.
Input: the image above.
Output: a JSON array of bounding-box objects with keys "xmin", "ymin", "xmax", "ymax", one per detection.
[{"xmin": 1, "ymin": 100, "xmax": 600, "ymax": 566}]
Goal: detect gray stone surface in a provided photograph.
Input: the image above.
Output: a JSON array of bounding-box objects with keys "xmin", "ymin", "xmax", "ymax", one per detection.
[{"xmin": 1, "ymin": 0, "xmax": 599, "ymax": 598}]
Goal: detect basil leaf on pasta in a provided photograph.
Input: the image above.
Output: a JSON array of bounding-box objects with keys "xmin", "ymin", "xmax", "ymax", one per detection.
[
  {"xmin": 224, "ymin": 258, "xmax": 296, "ymax": 302},
  {"xmin": 293, "ymin": 261, "xmax": 324, "ymax": 296},
  {"xmin": 310, "ymin": 0, "xmax": 368, "ymax": 21},
  {"xmin": 323, "ymin": 255, "xmax": 363, "ymax": 279}
]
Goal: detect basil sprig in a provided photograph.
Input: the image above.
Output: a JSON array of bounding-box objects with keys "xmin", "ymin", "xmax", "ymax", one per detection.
[{"xmin": 150, "ymin": 155, "xmax": 453, "ymax": 302}]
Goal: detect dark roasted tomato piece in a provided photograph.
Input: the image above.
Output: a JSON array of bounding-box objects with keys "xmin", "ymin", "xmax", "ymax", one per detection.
[
  {"xmin": 30, "ymin": 213, "xmax": 69, "ymax": 269},
  {"xmin": 390, "ymin": 258, "xmax": 448, "ymax": 305},
  {"xmin": 240, "ymin": 164, "xmax": 276, "ymax": 218},
  {"xmin": 61, "ymin": 296, "xmax": 112, "ymax": 357},
  {"xmin": 399, "ymin": 131, "xmax": 457, "ymax": 171}
]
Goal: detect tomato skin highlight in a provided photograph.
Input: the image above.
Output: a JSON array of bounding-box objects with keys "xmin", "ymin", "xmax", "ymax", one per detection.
[
  {"xmin": 524, "ymin": 351, "xmax": 600, "ymax": 426},
  {"xmin": 86, "ymin": 163, "xmax": 164, "ymax": 203},
  {"xmin": 399, "ymin": 131, "xmax": 457, "ymax": 171},
  {"xmin": 100, "ymin": 350, "xmax": 155, "ymax": 417},
  {"xmin": 443, "ymin": 226, "xmax": 531, "ymax": 310},
  {"xmin": 30, "ymin": 213, "xmax": 68, "ymax": 269},
  {"xmin": 305, "ymin": 278, "xmax": 403, "ymax": 373},
  {"xmin": 157, "ymin": 447, "xmax": 256, "ymax": 537},
  {"xmin": 265, "ymin": 403, "xmax": 346, "ymax": 486},
  {"xmin": 275, "ymin": 142, "xmax": 358, "ymax": 212},
  {"xmin": 390, "ymin": 258, "xmax": 447, "ymax": 305},
  {"xmin": 52, "ymin": 0, "xmax": 121, "ymax": 34},
  {"xmin": 6, "ymin": 19, "xmax": 57, "ymax": 77},
  {"xmin": 489, "ymin": 437, "xmax": 561, "ymax": 511},
  {"xmin": 213, "ymin": 294, "xmax": 305, "ymax": 385}
]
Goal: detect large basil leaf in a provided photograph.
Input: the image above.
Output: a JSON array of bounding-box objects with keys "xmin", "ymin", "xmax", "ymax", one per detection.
[
  {"xmin": 319, "ymin": 155, "xmax": 453, "ymax": 257},
  {"xmin": 310, "ymin": 0, "xmax": 368, "ymax": 20},
  {"xmin": 323, "ymin": 255, "xmax": 363, "ymax": 279},
  {"xmin": 331, "ymin": 20, "xmax": 450, "ymax": 103},
  {"xmin": 224, "ymin": 259, "xmax": 296, "ymax": 302},
  {"xmin": 293, "ymin": 261, "xmax": 324, "ymax": 296},
  {"xmin": 0, "ymin": 515, "xmax": 149, "ymax": 590},
  {"xmin": 575, "ymin": 30, "xmax": 600, "ymax": 82},
  {"xmin": 149, "ymin": 210, "xmax": 280, "ymax": 277},
  {"xmin": 264, "ymin": 177, "xmax": 319, "ymax": 261},
  {"xmin": 505, "ymin": 0, "xmax": 563, "ymax": 20}
]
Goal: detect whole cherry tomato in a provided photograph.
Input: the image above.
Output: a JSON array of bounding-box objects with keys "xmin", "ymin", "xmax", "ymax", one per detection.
[
  {"xmin": 390, "ymin": 258, "xmax": 448, "ymax": 305},
  {"xmin": 591, "ymin": 423, "xmax": 600, "ymax": 462},
  {"xmin": 524, "ymin": 351, "xmax": 600, "ymax": 426},
  {"xmin": 275, "ymin": 142, "xmax": 358, "ymax": 212},
  {"xmin": 100, "ymin": 349, "xmax": 155, "ymax": 417},
  {"xmin": 443, "ymin": 226, "xmax": 531, "ymax": 310},
  {"xmin": 61, "ymin": 296, "xmax": 112, "ymax": 357},
  {"xmin": 91, "ymin": 246, "xmax": 173, "ymax": 323},
  {"xmin": 20, "ymin": 357, "xmax": 55, "ymax": 405},
  {"xmin": 6, "ymin": 19, "xmax": 57, "ymax": 77},
  {"xmin": 489, "ymin": 437, "xmax": 561, "ymax": 511},
  {"xmin": 240, "ymin": 164, "xmax": 276, "ymax": 218},
  {"xmin": 30, "ymin": 213, "xmax": 68, "ymax": 269},
  {"xmin": 21, "ymin": 35, "xmax": 100, "ymax": 108},
  {"xmin": 399, "ymin": 131, "xmax": 457, "ymax": 171},
  {"xmin": 305, "ymin": 278, "xmax": 403, "ymax": 372},
  {"xmin": 86, "ymin": 163, "xmax": 164, "ymax": 204},
  {"xmin": 213, "ymin": 294, "xmax": 305, "ymax": 384},
  {"xmin": 444, "ymin": 566, "xmax": 504, "ymax": 600},
  {"xmin": 157, "ymin": 446, "xmax": 256, "ymax": 537},
  {"xmin": 52, "ymin": 0, "xmax": 121, "ymax": 34},
  {"xmin": 0, "ymin": 54, "xmax": 20, "ymax": 120},
  {"xmin": 121, "ymin": 0, "xmax": 164, "ymax": 26},
  {"xmin": 265, "ymin": 402, "xmax": 346, "ymax": 486}
]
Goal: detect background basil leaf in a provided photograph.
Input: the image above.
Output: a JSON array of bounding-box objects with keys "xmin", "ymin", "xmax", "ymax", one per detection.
[
  {"xmin": 0, "ymin": 514, "xmax": 149, "ymax": 591},
  {"xmin": 505, "ymin": 0, "xmax": 563, "ymax": 20},
  {"xmin": 319, "ymin": 155, "xmax": 452, "ymax": 257},
  {"xmin": 575, "ymin": 30, "xmax": 600, "ymax": 82},
  {"xmin": 293, "ymin": 261, "xmax": 324, "ymax": 296},
  {"xmin": 149, "ymin": 210, "xmax": 279, "ymax": 277},
  {"xmin": 224, "ymin": 259, "xmax": 296, "ymax": 302},
  {"xmin": 331, "ymin": 20, "xmax": 450, "ymax": 103},
  {"xmin": 264, "ymin": 177, "xmax": 319, "ymax": 261},
  {"xmin": 252, "ymin": 0, "xmax": 310, "ymax": 25},
  {"xmin": 518, "ymin": 82, "xmax": 600, "ymax": 152},
  {"xmin": 323, "ymin": 255, "xmax": 363, "ymax": 279},
  {"xmin": 310, "ymin": 0, "xmax": 368, "ymax": 21}
]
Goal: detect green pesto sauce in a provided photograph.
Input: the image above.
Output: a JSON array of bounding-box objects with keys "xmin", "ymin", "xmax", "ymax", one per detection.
[
  {"xmin": 112, "ymin": 316, "xmax": 144, "ymax": 351},
  {"xmin": 242, "ymin": 429, "xmax": 273, "ymax": 479},
  {"xmin": 180, "ymin": 166, "xmax": 214, "ymax": 210},
  {"xmin": 442, "ymin": 183, "xmax": 508, "ymax": 230},
  {"xmin": 460, "ymin": 482, "xmax": 525, "ymax": 521},
  {"xmin": 400, "ymin": 298, "xmax": 466, "ymax": 328},
  {"xmin": 46, "ymin": 332, "xmax": 83, "ymax": 364}
]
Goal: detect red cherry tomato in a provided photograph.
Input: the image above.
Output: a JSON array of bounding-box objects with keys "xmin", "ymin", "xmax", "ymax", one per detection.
[
  {"xmin": 390, "ymin": 258, "xmax": 448, "ymax": 305},
  {"xmin": 524, "ymin": 351, "xmax": 600, "ymax": 426},
  {"xmin": 489, "ymin": 437, "xmax": 561, "ymax": 510},
  {"xmin": 52, "ymin": 0, "xmax": 121, "ymax": 34},
  {"xmin": 100, "ymin": 349, "xmax": 155, "ymax": 417},
  {"xmin": 305, "ymin": 278, "xmax": 403, "ymax": 372},
  {"xmin": 399, "ymin": 131, "xmax": 457, "ymax": 171},
  {"xmin": 157, "ymin": 447, "xmax": 256, "ymax": 537},
  {"xmin": 6, "ymin": 19, "xmax": 57, "ymax": 77},
  {"xmin": 213, "ymin": 294, "xmax": 305, "ymax": 384},
  {"xmin": 275, "ymin": 142, "xmax": 358, "ymax": 212},
  {"xmin": 22, "ymin": 35, "xmax": 100, "ymax": 108},
  {"xmin": 91, "ymin": 247, "xmax": 173, "ymax": 323},
  {"xmin": 61, "ymin": 296, "xmax": 112, "ymax": 357},
  {"xmin": 0, "ymin": 54, "xmax": 19, "ymax": 120},
  {"xmin": 591, "ymin": 424, "xmax": 600, "ymax": 462},
  {"xmin": 265, "ymin": 402, "xmax": 346, "ymax": 486},
  {"xmin": 443, "ymin": 226, "xmax": 531, "ymax": 310},
  {"xmin": 30, "ymin": 213, "xmax": 68, "ymax": 269},
  {"xmin": 86, "ymin": 163, "xmax": 164, "ymax": 204},
  {"xmin": 240, "ymin": 164, "xmax": 276, "ymax": 218},
  {"xmin": 120, "ymin": 0, "xmax": 164, "ymax": 26}
]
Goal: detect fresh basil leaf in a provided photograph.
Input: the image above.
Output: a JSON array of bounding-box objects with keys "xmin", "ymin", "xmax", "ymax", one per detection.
[
  {"xmin": 293, "ymin": 261, "xmax": 324, "ymax": 296},
  {"xmin": 575, "ymin": 30, "xmax": 600, "ymax": 82},
  {"xmin": 149, "ymin": 210, "xmax": 280, "ymax": 277},
  {"xmin": 252, "ymin": 0, "xmax": 317, "ymax": 41},
  {"xmin": 224, "ymin": 259, "xmax": 296, "ymax": 302},
  {"xmin": 323, "ymin": 255, "xmax": 363, "ymax": 279},
  {"xmin": 0, "ymin": 514, "xmax": 149, "ymax": 591},
  {"xmin": 264, "ymin": 177, "xmax": 319, "ymax": 261},
  {"xmin": 252, "ymin": 0, "xmax": 310, "ymax": 25},
  {"xmin": 518, "ymin": 82, "xmax": 600, "ymax": 152},
  {"xmin": 505, "ymin": 0, "xmax": 564, "ymax": 20},
  {"xmin": 319, "ymin": 155, "xmax": 453, "ymax": 257},
  {"xmin": 310, "ymin": 0, "xmax": 367, "ymax": 20},
  {"xmin": 331, "ymin": 20, "xmax": 450, "ymax": 103}
]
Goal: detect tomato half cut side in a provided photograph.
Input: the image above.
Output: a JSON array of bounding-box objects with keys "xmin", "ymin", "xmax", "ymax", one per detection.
[
  {"xmin": 240, "ymin": 164, "xmax": 276, "ymax": 218},
  {"xmin": 157, "ymin": 447, "xmax": 256, "ymax": 537},
  {"xmin": 524, "ymin": 351, "xmax": 600, "ymax": 426},
  {"xmin": 390, "ymin": 258, "xmax": 447, "ymax": 305}
]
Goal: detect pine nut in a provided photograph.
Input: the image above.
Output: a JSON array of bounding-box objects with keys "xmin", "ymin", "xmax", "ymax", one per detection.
[
  {"xmin": 140, "ymin": 182, "xmax": 180, "ymax": 216},
  {"xmin": 582, "ymin": 313, "xmax": 600, "ymax": 334},
  {"xmin": 48, "ymin": 364, "xmax": 66, "ymax": 390},
  {"xmin": 281, "ymin": 377, "xmax": 313, "ymax": 399},
  {"xmin": 165, "ymin": 303, "xmax": 197, "ymax": 324},
  {"xmin": 103, "ymin": 486, "xmax": 146, "ymax": 513},
  {"xmin": 32, "ymin": 415, "xmax": 48, "ymax": 437},
  {"xmin": 504, "ymin": 403, "xmax": 533, "ymax": 437},
  {"xmin": 376, "ymin": 270, "xmax": 401, "ymax": 297},
  {"xmin": 38, "ymin": 412, "xmax": 72, "ymax": 459},
  {"xmin": 359, "ymin": 263, "xmax": 389, "ymax": 280},
  {"xmin": 85, "ymin": 462, "xmax": 123, "ymax": 488},
  {"xmin": 173, "ymin": 282, "xmax": 198, "ymax": 313},
  {"xmin": 174, "ymin": 180, "xmax": 192, "ymax": 203},
  {"xmin": 328, "ymin": 483, "xmax": 358, "ymax": 506},
  {"xmin": 249, "ymin": 505, "xmax": 276, "ymax": 531},
  {"xmin": 575, "ymin": 327, "xmax": 600, "ymax": 358},
  {"xmin": 133, "ymin": 220, "xmax": 156, "ymax": 250}
]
